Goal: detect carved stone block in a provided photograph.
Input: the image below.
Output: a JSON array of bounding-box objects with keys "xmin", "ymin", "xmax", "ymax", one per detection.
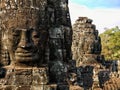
[
  {"xmin": 32, "ymin": 67, "xmax": 48, "ymax": 85},
  {"xmin": 49, "ymin": 61, "xmax": 68, "ymax": 84},
  {"xmin": 31, "ymin": 85, "xmax": 44, "ymax": 90},
  {"xmin": 70, "ymin": 85, "xmax": 83, "ymax": 90},
  {"xmin": 47, "ymin": 84, "xmax": 57, "ymax": 90},
  {"xmin": 16, "ymin": 86, "xmax": 31, "ymax": 90},
  {"xmin": 3, "ymin": 85, "xmax": 16, "ymax": 90},
  {"xmin": 5, "ymin": 73, "xmax": 15, "ymax": 85},
  {"xmin": 31, "ymin": 85, "xmax": 57, "ymax": 90},
  {"xmin": 57, "ymin": 85, "xmax": 69, "ymax": 90},
  {"xmin": 15, "ymin": 69, "xmax": 32, "ymax": 85},
  {"xmin": 0, "ymin": 85, "xmax": 4, "ymax": 90}
]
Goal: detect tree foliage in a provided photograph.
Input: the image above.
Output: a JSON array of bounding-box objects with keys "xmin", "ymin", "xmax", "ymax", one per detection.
[{"xmin": 100, "ymin": 26, "xmax": 120, "ymax": 60}]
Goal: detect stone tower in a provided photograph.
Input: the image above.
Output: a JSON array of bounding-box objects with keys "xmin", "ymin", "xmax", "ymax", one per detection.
[
  {"xmin": 0, "ymin": 0, "xmax": 73, "ymax": 90},
  {"xmin": 72, "ymin": 17, "xmax": 102, "ymax": 67},
  {"xmin": 72, "ymin": 17, "xmax": 104, "ymax": 89},
  {"xmin": 72, "ymin": 17, "xmax": 120, "ymax": 90}
]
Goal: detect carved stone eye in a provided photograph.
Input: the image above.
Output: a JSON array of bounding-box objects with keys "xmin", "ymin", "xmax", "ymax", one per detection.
[
  {"xmin": 33, "ymin": 34, "xmax": 39, "ymax": 38},
  {"xmin": 32, "ymin": 30, "xmax": 39, "ymax": 38},
  {"xmin": 12, "ymin": 29, "xmax": 21, "ymax": 37}
]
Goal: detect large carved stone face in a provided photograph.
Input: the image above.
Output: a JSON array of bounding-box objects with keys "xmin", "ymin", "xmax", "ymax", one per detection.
[
  {"xmin": 3, "ymin": 27, "xmax": 43, "ymax": 66},
  {"xmin": 10, "ymin": 28, "xmax": 40, "ymax": 61},
  {"xmin": 1, "ymin": 14, "xmax": 47, "ymax": 66}
]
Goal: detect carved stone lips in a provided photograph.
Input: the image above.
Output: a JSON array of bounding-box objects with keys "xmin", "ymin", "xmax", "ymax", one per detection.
[
  {"xmin": 15, "ymin": 52, "xmax": 33, "ymax": 57},
  {"xmin": 15, "ymin": 48, "xmax": 39, "ymax": 62},
  {"xmin": 15, "ymin": 53, "xmax": 39, "ymax": 62}
]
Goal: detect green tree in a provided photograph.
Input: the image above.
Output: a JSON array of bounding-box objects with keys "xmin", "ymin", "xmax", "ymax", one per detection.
[{"xmin": 100, "ymin": 26, "xmax": 120, "ymax": 60}]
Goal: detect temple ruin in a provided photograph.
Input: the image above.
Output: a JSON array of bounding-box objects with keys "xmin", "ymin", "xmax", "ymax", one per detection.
[
  {"xmin": 72, "ymin": 17, "xmax": 120, "ymax": 90},
  {"xmin": 0, "ymin": 0, "xmax": 120, "ymax": 90}
]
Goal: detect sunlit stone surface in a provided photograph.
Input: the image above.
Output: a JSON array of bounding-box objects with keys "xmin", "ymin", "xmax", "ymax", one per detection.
[{"xmin": 0, "ymin": 0, "xmax": 120, "ymax": 90}]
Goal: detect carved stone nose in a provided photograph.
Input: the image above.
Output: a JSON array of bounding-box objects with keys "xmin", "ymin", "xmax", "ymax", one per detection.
[{"xmin": 18, "ymin": 30, "xmax": 32, "ymax": 49}]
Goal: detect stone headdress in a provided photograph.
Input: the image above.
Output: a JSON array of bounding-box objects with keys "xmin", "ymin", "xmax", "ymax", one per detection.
[{"xmin": 0, "ymin": 0, "xmax": 47, "ymax": 30}]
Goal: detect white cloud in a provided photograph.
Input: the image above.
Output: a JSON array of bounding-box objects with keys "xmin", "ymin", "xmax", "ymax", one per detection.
[{"xmin": 69, "ymin": 2, "xmax": 120, "ymax": 34}]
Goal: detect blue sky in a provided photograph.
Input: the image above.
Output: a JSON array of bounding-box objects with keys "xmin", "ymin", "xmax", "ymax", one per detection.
[
  {"xmin": 69, "ymin": 0, "xmax": 120, "ymax": 33},
  {"xmin": 70, "ymin": 0, "xmax": 120, "ymax": 8}
]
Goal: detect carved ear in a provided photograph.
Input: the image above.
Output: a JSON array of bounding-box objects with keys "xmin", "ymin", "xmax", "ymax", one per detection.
[
  {"xmin": 1, "ymin": 49, "xmax": 10, "ymax": 66},
  {"xmin": 0, "ymin": 30, "xmax": 10, "ymax": 66}
]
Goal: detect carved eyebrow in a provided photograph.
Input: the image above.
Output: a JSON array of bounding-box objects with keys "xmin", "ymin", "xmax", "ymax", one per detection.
[
  {"xmin": 13, "ymin": 28, "xmax": 35, "ymax": 32},
  {"xmin": 15, "ymin": 28, "xmax": 27, "ymax": 31}
]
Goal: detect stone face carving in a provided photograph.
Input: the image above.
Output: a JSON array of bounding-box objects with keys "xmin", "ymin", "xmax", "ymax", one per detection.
[
  {"xmin": 49, "ymin": 26, "xmax": 65, "ymax": 61},
  {"xmin": 49, "ymin": 25, "xmax": 72, "ymax": 63},
  {"xmin": 7, "ymin": 28, "xmax": 45, "ymax": 66},
  {"xmin": 0, "ymin": 0, "xmax": 73, "ymax": 89},
  {"xmin": 0, "ymin": 0, "xmax": 49, "ymax": 89},
  {"xmin": 0, "ymin": 0, "xmax": 48, "ymax": 67},
  {"xmin": 47, "ymin": 0, "xmax": 71, "ymax": 26},
  {"xmin": 48, "ymin": 0, "xmax": 72, "ymax": 63},
  {"xmin": 1, "ymin": 0, "xmax": 120, "ymax": 90},
  {"xmin": 72, "ymin": 17, "xmax": 102, "ymax": 67}
]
